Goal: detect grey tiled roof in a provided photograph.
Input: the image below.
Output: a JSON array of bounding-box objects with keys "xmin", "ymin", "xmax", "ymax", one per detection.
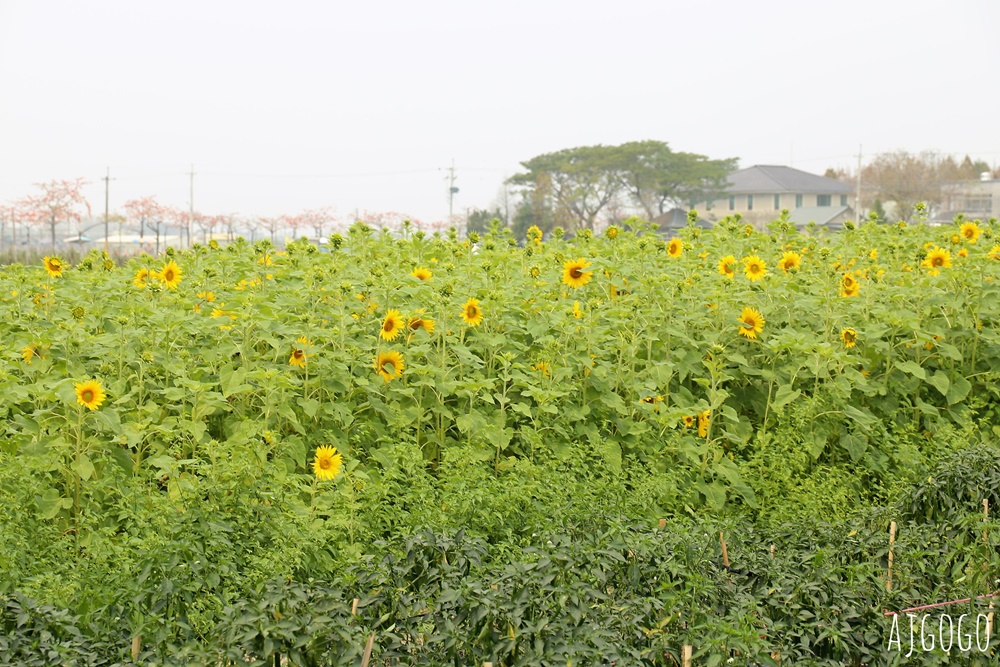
[{"xmin": 726, "ymin": 165, "xmax": 852, "ymax": 195}]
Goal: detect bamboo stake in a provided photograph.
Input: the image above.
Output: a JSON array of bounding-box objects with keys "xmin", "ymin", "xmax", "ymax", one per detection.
[
  {"xmin": 682, "ymin": 644, "xmax": 693, "ymax": 667},
  {"xmin": 770, "ymin": 544, "xmax": 775, "ymax": 560},
  {"xmin": 887, "ymin": 521, "xmax": 897, "ymax": 591},
  {"xmin": 351, "ymin": 598, "xmax": 359, "ymax": 616},
  {"xmin": 360, "ymin": 632, "xmax": 375, "ymax": 667},
  {"xmin": 720, "ymin": 532, "xmax": 729, "ymax": 569},
  {"xmin": 986, "ymin": 500, "xmax": 994, "ymax": 638},
  {"xmin": 131, "ymin": 635, "xmax": 141, "ymax": 660}
]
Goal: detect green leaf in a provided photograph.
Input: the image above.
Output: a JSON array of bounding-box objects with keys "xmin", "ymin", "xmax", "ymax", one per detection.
[
  {"xmin": 947, "ymin": 376, "xmax": 972, "ymax": 405},
  {"xmin": 36, "ymin": 488, "xmax": 71, "ymax": 519},
  {"xmin": 771, "ymin": 385, "xmax": 800, "ymax": 410},
  {"xmin": 926, "ymin": 371, "xmax": 950, "ymax": 397},
  {"xmin": 839, "ymin": 432, "xmax": 867, "ymax": 462},
  {"xmin": 76, "ymin": 454, "xmax": 95, "ymax": 481},
  {"xmin": 896, "ymin": 360, "xmax": 926, "ymax": 379}
]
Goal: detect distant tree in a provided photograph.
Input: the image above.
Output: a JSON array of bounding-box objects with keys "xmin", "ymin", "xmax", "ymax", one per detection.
[
  {"xmin": 870, "ymin": 198, "xmax": 887, "ymax": 222},
  {"xmin": 467, "ymin": 208, "xmax": 502, "ymax": 236},
  {"xmin": 862, "ymin": 150, "xmax": 953, "ymax": 219},
  {"xmin": 509, "ymin": 145, "xmax": 624, "ymax": 231},
  {"xmin": 22, "ymin": 178, "xmax": 91, "ymax": 252},
  {"xmin": 299, "ymin": 207, "xmax": 337, "ymax": 240},
  {"xmin": 613, "ymin": 141, "xmax": 737, "ymax": 219}
]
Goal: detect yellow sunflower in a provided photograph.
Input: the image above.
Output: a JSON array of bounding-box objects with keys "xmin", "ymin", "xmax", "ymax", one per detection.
[
  {"xmin": 43, "ymin": 256, "xmax": 64, "ymax": 278},
  {"xmin": 869, "ymin": 248, "xmax": 879, "ymax": 261},
  {"xmin": 778, "ymin": 251, "xmax": 801, "ymax": 273},
  {"xmin": 289, "ymin": 336, "xmax": 310, "ymax": 368},
  {"xmin": 667, "ymin": 237, "xmax": 683, "ymax": 258},
  {"xmin": 411, "ymin": 267, "xmax": 432, "ymax": 281},
  {"xmin": 22, "ymin": 344, "xmax": 45, "ymax": 364},
  {"xmin": 572, "ymin": 301, "xmax": 583, "ymax": 319},
  {"xmin": 840, "ymin": 273, "xmax": 860, "ymax": 297},
  {"xmin": 562, "ymin": 258, "xmax": 593, "ymax": 288},
  {"xmin": 158, "ymin": 260, "xmax": 183, "ymax": 289},
  {"xmin": 737, "ymin": 307, "xmax": 765, "ymax": 339},
  {"xmin": 312, "ymin": 445, "xmax": 343, "ymax": 481},
  {"xmin": 605, "ymin": 225, "xmax": 619, "ymax": 239},
  {"xmin": 460, "ymin": 298, "xmax": 483, "ymax": 326},
  {"xmin": 533, "ymin": 361, "xmax": 551, "ymax": 376},
  {"xmin": 526, "ymin": 225, "xmax": 543, "ymax": 243},
  {"xmin": 133, "ymin": 268, "xmax": 154, "ymax": 289},
  {"xmin": 374, "ymin": 350, "xmax": 405, "ymax": 382},
  {"xmin": 958, "ymin": 247, "xmax": 968, "ymax": 258},
  {"xmin": 74, "ymin": 379, "xmax": 106, "ymax": 411},
  {"xmin": 841, "ymin": 328, "xmax": 858, "ymax": 348},
  {"xmin": 718, "ymin": 255, "xmax": 737, "ymax": 279},
  {"xmin": 950, "ymin": 234, "xmax": 961, "ymax": 245},
  {"xmin": 380, "ymin": 310, "xmax": 404, "ymax": 341},
  {"xmin": 698, "ymin": 410, "xmax": 711, "ymax": 438},
  {"xmin": 960, "ymin": 221, "xmax": 981, "ymax": 243},
  {"xmin": 743, "ymin": 255, "xmax": 767, "ymax": 282},
  {"xmin": 989, "ymin": 245, "xmax": 1000, "ymax": 261},
  {"xmin": 682, "ymin": 415, "xmax": 695, "ymax": 428},
  {"xmin": 408, "ymin": 314, "xmax": 435, "ymax": 334},
  {"xmin": 922, "ymin": 247, "xmax": 951, "ymax": 276}
]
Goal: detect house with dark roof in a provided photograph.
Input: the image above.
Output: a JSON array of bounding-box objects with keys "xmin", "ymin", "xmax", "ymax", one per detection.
[{"xmin": 695, "ymin": 165, "xmax": 855, "ymax": 228}]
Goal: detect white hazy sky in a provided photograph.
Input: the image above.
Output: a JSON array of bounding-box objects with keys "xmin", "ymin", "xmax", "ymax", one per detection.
[{"xmin": 2, "ymin": 0, "xmax": 999, "ymax": 224}]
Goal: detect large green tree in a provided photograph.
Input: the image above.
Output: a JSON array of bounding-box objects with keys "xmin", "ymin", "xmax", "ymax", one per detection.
[{"xmin": 613, "ymin": 141, "xmax": 737, "ymax": 219}]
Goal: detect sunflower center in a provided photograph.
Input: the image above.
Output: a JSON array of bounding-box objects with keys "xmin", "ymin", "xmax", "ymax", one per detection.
[
  {"xmin": 319, "ymin": 458, "xmax": 331, "ymax": 469},
  {"xmin": 164, "ymin": 269, "xmax": 174, "ymax": 281},
  {"xmin": 410, "ymin": 319, "xmax": 421, "ymax": 330},
  {"xmin": 750, "ymin": 263, "xmax": 759, "ymax": 272},
  {"xmin": 294, "ymin": 349, "xmax": 304, "ymax": 359},
  {"xmin": 570, "ymin": 268, "xmax": 582, "ymax": 279},
  {"xmin": 82, "ymin": 390, "xmax": 94, "ymax": 402},
  {"xmin": 932, "ymin": 256, "xmax": 944, "ymax": 267},
  {"xmin": 383, "ymin": 320, "xmax": 394, "ymax": 332},
  {"xmin": 468, "ymin": 306, "xmax": 478, "ymax": 317}
]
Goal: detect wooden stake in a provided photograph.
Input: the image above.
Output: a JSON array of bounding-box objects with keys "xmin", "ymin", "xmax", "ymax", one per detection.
[
  {"xmin": 682, "ymin": 644, "xmax": 693, "ymax": 667},
  {"xmin": 360, "ymin": 632, "xmax": 375, "ymax": 667},
  {"xmin": 770, "ymin": 544, "xmax": 775, "ymax": 560},
  {"xmin": 351, "ymin": 598, "xmax": 359, "ymax": 615},
  {"xmin": 720, "ymin": 532, "xmax": 729, "ymax": 569},
  {"xmin": 131, "ymin": 635, "xmax": 141, "ymax": 660},
  {"xmin": 887, "ymin": 521, "xmax": 897, "ymax": 591},
  {"xmin": 483, "ymin": 663, "xmax": 494, "ymax": 667},
  {"xmin": 986, "ymin": 500, "xmax": 994, "ymax": 638}
]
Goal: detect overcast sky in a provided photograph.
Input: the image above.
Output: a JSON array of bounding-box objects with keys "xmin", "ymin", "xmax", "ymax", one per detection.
[{"xmin": 1, "ymin": 0, "xmax": 998, "ymax": 224}]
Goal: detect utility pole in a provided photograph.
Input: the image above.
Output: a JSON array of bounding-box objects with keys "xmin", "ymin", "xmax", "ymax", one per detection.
[
  {"xmin": 102, "ymin": 167, "xmax": 111, "ymax": 253},
  {"xmin": 447, "ymin": 159, "xmax": 458, "ymax": 224},
  {"xmin": 188, "ymin": 164, "xmax": 195, "ymax": 248},
  {"xmin": 855, "ymin": 145, "xmax": 862, "ymax": 225}
]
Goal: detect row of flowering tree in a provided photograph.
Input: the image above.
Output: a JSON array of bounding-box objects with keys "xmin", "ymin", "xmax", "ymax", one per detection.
[{"xmin": 2, "ymin": 179, "xmax": 456, "ymax": 255}]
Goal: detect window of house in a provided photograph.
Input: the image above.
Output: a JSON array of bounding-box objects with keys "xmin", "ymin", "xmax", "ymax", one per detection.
[
  {"xmin": 729, "ymin": 196, "xmax": 735, "ymax": 211},
  {"xmin": 840, "ymin": 195, "xmax": 848, "ymax": 206},
  {"xmin": 747, "ymin": 194, "xmax": 753, "ymax": 210},
  {"xmin": 774, "ymin": 194, "xmax": 780, "ymax": 210},
  {"xmin": 795, "ymin": 194, "xmax": 803, "ymax": 207},
  {"xmin": 817, "ymin": 195, "xmax": 831, "ymax": 207}
]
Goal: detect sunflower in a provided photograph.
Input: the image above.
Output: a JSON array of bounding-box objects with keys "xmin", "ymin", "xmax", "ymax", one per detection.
[
  {"xmin": 958, "ymin": 247, "xmax": 968, "ymax": 258},
  {"xmin": 43, "ymin": 256, "xmax": 64, "ymax": 278},
  {"xmin": 778, "ymin": 251, "xmax": 801, "ymax": 273},
  {"xmin": 408, "ymin": 314, "xmax": 435, "ymax": 334},
  {"xmin": 841, "ymin": 328, "xmax": 858, "ymax": 348},
  {"xmin": 743, "ymin": 255, "xmax": 767, "ymax": 282},
  {"xmin": 289, "ymin": 336, "xmax": 311, "ymax": 368},
  {"xmin": 572, "ymin": 301, "xmax": 583, "ymax": 319},
  {"xmin": 533, "ymin": 361, "xmax": 551, "ymax": 377},
  {"xmin": 460, "ymin": 298, "xmax": 483, "ymax": 326},
  {"xmin": 682, "ymin": 415, "xmax": 695, "ymax": 428},
  {"xmin": 158, "ymin": 260, "xmax": 183, "ymax": 289},
  {"xmin": 640, "ymin": 395, "xmax": 663, "ymax": 405},
  {"xmin": 75, "ymin": 379, "xmax": 106, "ymax": 411},
  {"xmin": 529, "ymin": 266, "xmax": 541, "ymax": 278},
  {"xmin": 950, "ymin": 234, "xmax": 961, "ymax": 245},
  {"xmin": 737, "ymin": 307, "xmax": 765, "ymax": 339},
  {"xmin": 989, "ymin": 245, "xmax": 1000, "ymax": 261},
  {"xmin": 869, "ymin": 248, "xmax": 879, "ymax": 261},
  {"xmin": 960, "ymin": 221, "xmax": 981, "ymax": 243},
  {"xmin": 605, "ymin": 225, "xmax": 619, "ymax": 239},
  {"xmin": 718, "ymin": 255, "xmax": 737, "ymax": 279},
  {"xmin": 840, "ymin": 273, "xmax": 860, "ymax": 297},
  {"xmin": 526, "ymin": 225, "xmax": 543, "ymax": 243},
  {"xmin": 374, "ymin": 350, "xmax": 404, "ymax": 382},
  {"xmin": 698, "ymin": 410, "xmax": 711, "ymax": 438},
  {"xmin": 312, "ymin": 445, "xmax": 343, "ymax": 481},
  {"xmin": 667, "ymin": 237, "xmax": 683, "ymax": 258},
  {"xmin": 410, "ymin": 267, "xmax": 432, "ymax": 281},
  {"xmin": 922, "ymin": 247, "xmax": 951, "ymax": 276},
  {"xmin": 562, "ymin": 258, "xmax": 593, "ymax": 288},
  {"xmin": 380, "ymin": 310, "xmax": 404, "ymax": 341},
  {"xmin": 22, "ymin": 344, "xmax": 45, "ymax": 364}
]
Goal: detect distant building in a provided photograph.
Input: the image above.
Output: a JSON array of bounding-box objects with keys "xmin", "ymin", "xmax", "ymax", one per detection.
[
  {"xmin": 935, "ymin": 175, "xmax": 1000, "ymax": 223},
  {"xmin": 694, "ymin": 165, "xmax": 854, "ymax": 228}
]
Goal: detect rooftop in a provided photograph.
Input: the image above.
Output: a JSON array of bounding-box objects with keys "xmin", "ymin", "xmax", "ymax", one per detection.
[{"xmin": 726, "ymin": 165, "xmax": 852, "ymax": 195}]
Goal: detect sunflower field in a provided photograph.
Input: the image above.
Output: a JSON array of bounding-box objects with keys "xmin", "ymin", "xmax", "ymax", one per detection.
[{"xmin": 4, "ymin": 213, "xmax": 1000, "ymax": 664}]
